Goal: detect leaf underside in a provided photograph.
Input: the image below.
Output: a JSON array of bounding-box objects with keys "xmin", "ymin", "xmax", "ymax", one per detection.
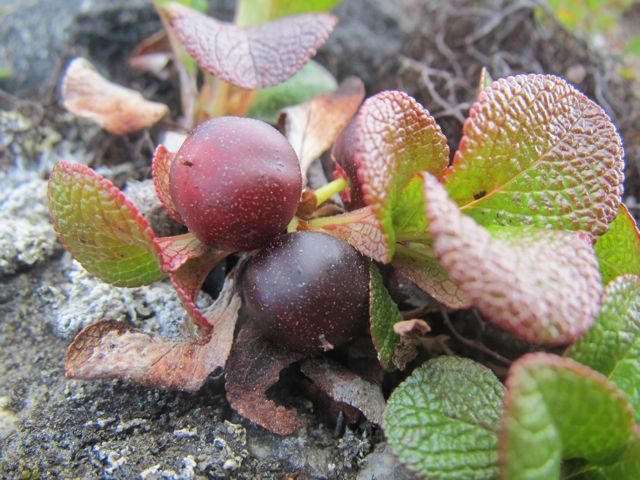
[
  {"xmin": 392, "ymin": 245, "xmax": 470, "ymax": 309},
  {"xmin": 152, "ymin": 144, "xmax": 184, "ymax": 225},
  {"xmin": 445, "ymin": 74, "xmax": 624, "ymax": 238},
  {"xmin": 48, "ymin": 161, "xmax": 164, "ymax": 287},
  {"xmin": 424, "ymin": 173, "xmax": 602, "ymax": 345},
  {"xmin": 594, "ymin": 204, "xmax": 640, "ymax": 285},
  {"xmin": 384, "ymin": 356, "xmax": 505, "ymax": 480},
  {"xmin": 164, "ymin": 2, "xmax": 337, "ymax": 89},
  {"xmin": 500, "ymin": 353, "xmax": 635, "ymax": 480},
  {"xmin": 567, "ymin": 275, "xmax": 640, "ymax": 422}
]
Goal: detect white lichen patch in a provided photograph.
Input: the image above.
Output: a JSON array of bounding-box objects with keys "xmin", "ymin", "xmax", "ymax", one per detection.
[
  {"xmin": 53, "ymin": 257, "xmax": 211, "ymax": 339},
  {"xmin": 0, "ymin": 176, "xmax": 59, "ymax": 275}
]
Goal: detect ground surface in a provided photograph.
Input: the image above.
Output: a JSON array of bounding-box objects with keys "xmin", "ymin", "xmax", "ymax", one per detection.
[{"xmin": 0, "ymin": 0, "xmax": 639, "ymax": 479}]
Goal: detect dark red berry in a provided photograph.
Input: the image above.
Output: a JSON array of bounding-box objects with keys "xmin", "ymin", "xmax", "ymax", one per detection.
[
  {"xmin": 170, "ymin": 117, "xmax": 302, "ymax": 251},
  {"xmin": 242, "ymin": 231, "xmax": 369, "ymax": 353},
  {"xmin": 332, "ymin": 116, "xmax": 366, "ymax": 210}
]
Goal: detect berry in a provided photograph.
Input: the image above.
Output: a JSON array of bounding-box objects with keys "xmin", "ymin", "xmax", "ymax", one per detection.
[
  {"xmin": 242, "ymin": 231, "xmax": 369, "ymax": 353},
  {"xmin": 332, "ymin": 117, "xmax": 365, "ymax": 210},
  {"xmin": 170, "ymin": 117, "xmax": 302, "ymax": 251}
]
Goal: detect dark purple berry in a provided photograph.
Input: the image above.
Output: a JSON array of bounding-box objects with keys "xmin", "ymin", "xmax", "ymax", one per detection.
[{"xmin": 242, "ymin": 231, "xmax": 369, "ymax": 353}]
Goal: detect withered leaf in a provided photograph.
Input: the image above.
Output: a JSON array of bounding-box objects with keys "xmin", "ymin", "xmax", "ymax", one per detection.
[
  {"xmin": 65, "ymin": 282, "xmax": 241, "ymax": 392},
  {"xmin": 225, "ymin": 322, "xmax": 306, "ymax": 436},
  {"xmin": 62, "ymin": 57, "xmax": 169, "ymax": 135},
  {"xmin": 279, "ymin": 77, "xmax": 365, "ymax": 182},
  {"xmin": 300, "ymin": 358, "xmax": 386, "ymax": 425}
]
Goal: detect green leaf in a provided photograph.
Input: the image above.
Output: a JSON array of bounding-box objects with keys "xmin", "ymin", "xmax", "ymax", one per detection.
[
  {"xmin": 500, "ymin": 353, "xmax": 636, "ymax": 480},
  {"xmin": 424, "ymin": 173, "xmax": 602, "ymax": 345},
  {"xmin": 48, "ymin": 161, "xmax": 164, "ymax": 287},
  {"xmin": 566, "ymin": 275, "xmax": 640, "ymax": 421},
  {"xmin": 594, "ymin": 204, "xmax": 640, "ymax": 285},
  {"xmin": 369, "ymin": 263, "xmax": 404, "ymax": 370},
  {"xmin": 348, "ymin": 91, "xmax": 450, "ymax": 258},
  {"xmin": 444, "ymin": 74, "xmax": 624, "ymax": 238},
  {"xmin": 247, "ymin": 61, "xmax": 336, "ymax": 124},
  {"xmin": 567, "ymin": 435, "xmax": 640, "ymax": 480},
  {"xmin": 384, "ymin": 356, "xmax": 505, "ymax": 480},
  {"xmin": 236, "ymin": 0, "xmax": 343, "ymax": 26}
]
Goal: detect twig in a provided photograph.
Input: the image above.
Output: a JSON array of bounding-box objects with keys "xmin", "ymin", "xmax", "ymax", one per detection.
[{"xmin": 440, "ymin": 308, "xmax": 511, "ymax": 365}]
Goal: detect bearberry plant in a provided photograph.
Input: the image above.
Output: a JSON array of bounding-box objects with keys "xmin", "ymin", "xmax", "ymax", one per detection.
[{"xmin": 47, "ymin": 5, "xmax": 640, "ymax": 476}]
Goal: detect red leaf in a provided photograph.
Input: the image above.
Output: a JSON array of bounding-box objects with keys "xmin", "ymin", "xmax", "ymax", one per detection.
[
  {"xmin": 65, "ymin": 284, "xmax": 240, "ymax": 392},
  {"xmin": 170, "ymin": 249, "xmax": 229, "ymax": 329},
  {"xmin": 155, "ymin": 232, "xmax": 211, "ymax": 273},
  {"xmin": 163, "ymin": 3, "xmax": 337, "ymax": 89},
  {"xmin": 152, "ymin": 144, "xmax": 184, "ymax": 225},
  {"xmin": 225, "ymin": 322, "xmax": 307, "ymax": 436}
]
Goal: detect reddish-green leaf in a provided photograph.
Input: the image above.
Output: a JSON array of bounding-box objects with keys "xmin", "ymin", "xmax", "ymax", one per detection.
[
  {"xmin": 170, "ymin": 249, "xmax": 228, "ymax": 329},
  {"xmin": 444, "ymin": 74, "xmax": 624, "ymax": 237},
  {"xmin": 500, "ymin": 353, "xmax": 636, "ymax": 480},
  {"xmin": 300, "ymin": 206, "xmax": 391, "ymax": 263},
  {"xmin": 347, "ymin": 91, "xmax": 450, "ymax": 257},
  {"xmin": 163, "ymin": 2, "xmax": 336, "ymax": 89},
  {"xmin": 393, "ymin": 244, "xmax": 470, "ymax": 310},
  {"xmin": 154, "ymin": 232, "xmax": 212, "ymax": 272},
  {"xmin": 595, "ymin": 204, "xmax": 640, "ymax": 285},
  {"xmin": 152, "ymin": 144, "xmax": 184, "ymax": 225},
  {"xmin": 566, "ymin": 275, "xmax": 640, "ymax": 422},
  {"xmin": 48, "ymin": 161, "xmax": 164, "ymax": 287},
  {"xmin": 424, "ymin": 174, "xmax": 602, "ymax": 345}
]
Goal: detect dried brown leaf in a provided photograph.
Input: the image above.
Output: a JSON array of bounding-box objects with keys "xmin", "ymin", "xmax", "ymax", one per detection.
[
  {"xmin": 225, "ymin": 322, "xmax": 307, "ymax": 436},
  {"xmin": 391, "ymin": 319, "xmax": 431, "ymax": 371},
  {"xmin": 300, "ymin": 358, "xmax": 386, "ymax": 425},
  {"xmin": 164, "ymin": 3, "xmax": 336, "ymax": 89},
  {"xmin": 62, "ymin": 57, "xmax": 168, "ymax": 135},
  {"xmin": 65, "ymin": 283, "xmax": 241, "ymax": 392},
  {"xmin": 279, "ymin": 77, "xmax": 364, "ymax": 182}
]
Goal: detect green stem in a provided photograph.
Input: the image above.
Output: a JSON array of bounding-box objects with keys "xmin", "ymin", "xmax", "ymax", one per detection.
[
  {"xmin": 395, "ymin": 231, "xmax": 432, "ymax": 243},
  {"xmin": 313, "ymin": 178, "xmax": 347, "ymax": 206},
  {"xmin": 286, "ymin": 216, "xmax": 299, "ymax": 233}
]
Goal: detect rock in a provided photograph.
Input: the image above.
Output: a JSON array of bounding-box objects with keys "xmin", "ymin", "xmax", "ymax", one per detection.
[
  {"xmin": 0, "ymin": 172, "xmax": 60, "ymax": 276},
  {"xmin": 357, "ymin": 443, "xmax": 415, "ymax": 480}
]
